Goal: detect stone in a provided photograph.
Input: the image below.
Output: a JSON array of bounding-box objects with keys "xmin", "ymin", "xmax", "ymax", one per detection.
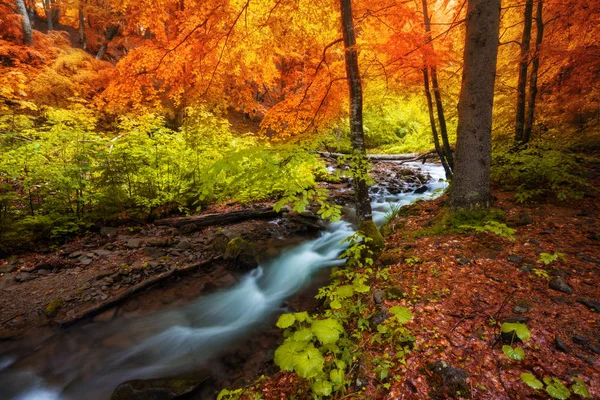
[
  {"xmin": 428, "ymin": 360, "xmax": 470, "ymax": 399},
  {"xmin": 577, "ymin": 298, "xmax": 600, "ymax": 313},
  {"xmin": 520, "ymin": 265, "xmax": 533, "ymax": 273},
  {"xmin": 100, "ymin": 294, "xmax": 109, "ymax": 301},
  {"xmin": 373, "ymin": 289, "xmax": 385, "ymax": 305},
  {"xmin": 95, "ymin": 249, "xmax": 113, "ymax": 257},
  {"xmin": 147, "ymin": 238, "xmax": 173, "ymax": 247},
  {"xmin": 456, "ymin": 255, "xmax": 471, "ymax": 266},
  {"xmin": 34, "ymin": 262, "xmax": 53, "ymax": 271},
  {"xmin": 549, "ymin": 277, "xmax": 573, "ymax": 294},
  {"xmin": 513, "ymin": 304, "xmax": 530, "ymax": 314},
  {"xmin": 78, "ymin": 256, "xmax": 93, "ymax": 266},
  {"xmin": 15, "ymin": 272, "xmax": 34, "ymax": 282},
  {"xmin": 100, "ymin": 226, "xmax": 119, "ymax": 237},
  {"xmin": 555, "ymin": 336, "xmax": 570, "ymax": 353},
  {"xmin": 588, "ymin": 344, "xmax": 600, "ymax": 355},
  {"xmin": 0, "ymin": 264, "xmax": 16, "ymax": 273},
  {"xmin": 145, "ymin": 248, "xmax": 167, "ymax": 259},
  {"xmin": 126, "ymin": 238, "xmax": 143, "ymax": 249},
  {"xmin": 413, "ymin": 185, "xmax": 428, "ymax": 194},
  {"xmin": 37, "ymin": 269, "xmax": 50, "ymax": 276},
  {"xmin": 179, "ymin": 223, "xmax": 198, "ymax": 234},
  {"xmin": 515, "ymin": 212, "xmax": 533, "ymax": 226},
  {"xmin": 369, "ymin": 310, "xmax": 391, "ymax": 331},
  {"xmin": 572, "ymin": 335, "xmax": 589, "ymax": 345},
  {"xmin": 176, "ymin": 240, "xmax": 193, "ymax": 250},
  {"xmin": 507, "ymin": 255, "xmax": 523, "ymax": 264},
  {"xmin": 110, "ymin": 376, "xmax": 207, "ymax": 400}
]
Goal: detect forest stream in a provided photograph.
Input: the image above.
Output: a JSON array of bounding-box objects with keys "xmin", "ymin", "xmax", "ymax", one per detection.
[{"xmin": 0, "ymin": 162, "xmax": 447, "ymax": 400}]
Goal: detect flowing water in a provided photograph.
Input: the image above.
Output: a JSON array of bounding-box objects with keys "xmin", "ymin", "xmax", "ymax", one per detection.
[{"xmin": 0, "ymin": 163, "xmax": 446, "ymax": 400}]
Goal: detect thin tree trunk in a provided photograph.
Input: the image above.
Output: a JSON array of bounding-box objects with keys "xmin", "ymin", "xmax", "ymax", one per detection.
[
  {"xmin": 423, "ymin": 68, "xmax": 452, "ymax": 178},
  {"xmin": 421, "ymin": 0, "xmax": 453, "ymax": 175},
  {"xmin": 79, "ymin": 2, "xmax": 87, "ymax": 50},
  {"xmin": 339, "ymin": 0, "xmax": 384, "ymax": 253},
  {"xmin": 15, "ymin": 0, "xmax": 33, "ymax": 45},
  {"xmin": 43, "ymin": 0, "xmax": 54, "ymax": 30},
  {"xmin": 96, "ymin": 23, "xmax": 120, "ymax": 60},
  {"xmin": 450, "ymin": 0, "xmax": 501, "ymax": 210},
  {"xmin": 514, "ymin": 0, "xmax": 534, "ymax": 143},
  {"xmin": 523, "ymin": 0, "xmax": 544, "ymax": 143}
]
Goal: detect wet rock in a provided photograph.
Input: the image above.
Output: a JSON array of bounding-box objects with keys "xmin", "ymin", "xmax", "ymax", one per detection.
[
  {"xmin": 577, "ymin": 298, "xmax": 600, "ymax": 313},
  {"xmin": 127, "ymin": 238, "xmax": 143, "ymax": 249},
  {"xmin": 148, "ymin": 238, "xmax": 174, "ymax": 247},
  {"xmin": 37, "ymin": 269, "xmax": 50, "ymax": 276},
  {"xmin": 145, "ymin": 248, "xmax": 167, "ymax": 259},
  {"xmin": 513, "ymin": 304, "xmax": 530, "ymax": 314},
  {"xmin": 110, "ymin": 376, "xmax": 207, "ymax": 400},
  {"xmin": 575, "ymin": 353, "xmax": 595, "ymax": 365},
  {"xmin": 95, "ymin": 249, "xmax": 113, "ymax": 257},
  {"xmin": 44, "ymin": 298, "xmax": 63, "ymax": 317},
  {"xmin": 588, "ymin": 344, "xmax": 600, "ymax": 355},
  {"xmin": 369, "ymin": 310, "xmax": 391, "ymax": 331},
  {"xmin": 572, "ymin": 335, "xmax": 589, "ymax": 345},
  {"xmin": 21, "ymin": 265, "xmax": 36, "ymax": 272},
  {"xmin": 520, "ymin": 265, "xmax": 532, "ymax": 273},
  {"xmin": 549, "ymin": 277, "xmax": 573, "ymax": 294},
  {"xmin": 507, "ymin": 255, "xmax": 523, "ymax": 264},
  {"xmin": 100, "ymin": 226, "xmax": 119, "ymax": 237},
  {"xmin": 373, "ymin": 289, "xmax": 385, "ymax": 305},
  {"xmin": 176, "ymin": 240, "xmax": 193, "ymax": 250},
  {"xmin": 34, "ymin": 262, "xmax": 53, "ymax": 271},
  {"xmin": 428, "ymin": 360, "xmax": 470, "ymax": 399},
  {"xmin": 224, "ymin": 237, "xmax": 258, "ymax": 269},
  {"xmin": 0, "ymin": 264, "xmax": 16, "ymax": 273},
  {"xmin": 78, "ymin": 256, "xmax": 93, "ymax": 266},
  {"xmin": 413, "ymin": 185, "xmax": 428, "ymax": 194},
  {"xmin": 15, "ymin": 272, "xmax": 34, "ymax": 282},
  {"xmin": 555, "ymin": 336, "xmax": 570, "ymax": 353},
  {"xmin": 179, "ymin": 223, "xmax": 198, "ymax": 234}
]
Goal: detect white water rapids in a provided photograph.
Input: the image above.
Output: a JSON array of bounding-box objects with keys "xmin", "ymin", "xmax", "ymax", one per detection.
[{"xmin": 0, "ymin": 163, "xmax": 446, "ymax": 400}]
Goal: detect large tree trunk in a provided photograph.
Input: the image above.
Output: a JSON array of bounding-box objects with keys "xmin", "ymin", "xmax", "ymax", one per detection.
[
  {"xmin": 450, "ymin": 0, "xmax": 501, "ymax": 210},
  {"xmin": 96, "ymin": 23, "xmax": 120, "ymax": 60},
  {"xmin": 523, "ymin": 0, "xmax": 544, "ymax": 143},
  {"xmin": 43, "ymin": 0, "xmax": 54, "ymax": 30},
  {"xmin": 421, "ymin": 0, "xmax": 453, "ymax": 176},
  {"xmin": 514, "ymin": 0, "xmax": 534, "ymax": 143},
  {"xmin": 15, "ymin": 0, "xmax": 33, "ymax": 45},
  {"xmin": 339, "ymin": 0, "xmax": 384, "ymax": 253},
  {"xmin": 423, "ymin": 68, "xmax": 452, "ymax": 178}
]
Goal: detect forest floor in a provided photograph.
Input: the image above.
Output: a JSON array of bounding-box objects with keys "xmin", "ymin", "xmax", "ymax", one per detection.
[{"xmin": 245, "ymin": 183, "xmax": 600, "ymax": 398}]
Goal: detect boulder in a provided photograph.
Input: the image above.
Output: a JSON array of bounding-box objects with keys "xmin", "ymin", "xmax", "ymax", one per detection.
[
  {"xmin": 111, "ymin": 376, "xmax": 208, "ymax": 400},
  {"xmin": 549, "ymin": 277, "xmax": 573, "ymax": 294},
  {"xmin": 428, "ymin": 360, "xmax": 470, "ymax": 399}
]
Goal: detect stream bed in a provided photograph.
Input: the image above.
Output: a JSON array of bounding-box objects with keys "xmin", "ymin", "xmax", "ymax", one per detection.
[{"xmin": 0, "ymin": 162, "xmax": 446, "ymax": 400}]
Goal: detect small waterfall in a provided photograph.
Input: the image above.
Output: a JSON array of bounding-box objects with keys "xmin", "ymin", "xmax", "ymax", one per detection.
[{"xmin": 1, "ymin": 163, "xmax": 446, "ymax": 400}]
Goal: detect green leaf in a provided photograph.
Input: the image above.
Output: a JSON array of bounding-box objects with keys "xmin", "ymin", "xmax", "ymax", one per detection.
[
  {"xmin": 377, "ymin": 325, "xmax": 388, "ymax": 334},
  {"xmin": 293, "ymin": 328, "xmax": 314, "ymax": 342},
  {"xmin": 276, "ymin": 313, "xmax": 296, "ymax": 329},
  {"xmin": 389, "ymin": 306, "xmax": 412, "ymax": 324},
  {"xmin": 501, "ymin": 322, "xmax": 531, "ymax": 341},
  {"xmin": 295, "ymin": 346, "xmax": 325, "ymax": 379},
  {"xmin": 311, "ymin": 318, "xmax": 344, "ymax": 345},
  {"xmin": 544, "ymin": 377, "xmax": 571, "ymax": 400},
  {"xmin": 330, "ymin": 299, "xmax": 342, "ymax": 309},
  {"xmin": 293, "ymin": 311, "xmax": 310, "ymax": 322},
  {"xmin": 502, "ymin": 345, "xmax": 525, "ymax": 360},
  {"xmin": 274, "ymin": 340, "xmax": 306, "ymax": 371},
  {"xmin": 521, "ymin": 373, "xmax": 543, "ymax": 390},
  {"xmin": 330, "ymin": 368, "xmax": 344, "ymax": 384},
  {"xmin": 352, "ymin": 280, "xmax": 370, "ymax": 293},
  {"xmin": 334, "ymin": 285, "xmax": 354, "ymax": 298},
  {"xmin": 312, "ymin": 379, "xmax": 333, "ymax": 396},
  {"xmin": 571, "ymin": 377, "xmax": 590, "ymax": 398}
]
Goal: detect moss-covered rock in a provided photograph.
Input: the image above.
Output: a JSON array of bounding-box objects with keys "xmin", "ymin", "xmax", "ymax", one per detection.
[
  {"xmin": 44, "ymin": 298, "xmax": 63, "ymax": 318},
  {"xmin": 358, "ymin": 220, "xmax": 385, "ymax": 259},
  {"xmin": 110, "ymin": 376, "xmax": 207, "ymax": 400},
  {"xmin": 224, "ymin": 237, "xmax": 258, "ymax": 269}
]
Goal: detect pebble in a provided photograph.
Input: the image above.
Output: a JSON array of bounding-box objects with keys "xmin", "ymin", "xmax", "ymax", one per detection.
[{"xmin": 549, "ymin": 277, "xmax": 573, "ymax": 294}]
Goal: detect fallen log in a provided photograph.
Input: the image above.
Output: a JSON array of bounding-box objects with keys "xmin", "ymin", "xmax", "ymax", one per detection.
[
  {"xmin": 154, "ymin": 207, "xmax": 286, "ymax": 228},
  {"xmin": 317, "ymin": 151, "xmax": 421, "ymax": 161},
  {"xmin": 57, "ymin": 256, "xmax": 221, "ymax": 327}
]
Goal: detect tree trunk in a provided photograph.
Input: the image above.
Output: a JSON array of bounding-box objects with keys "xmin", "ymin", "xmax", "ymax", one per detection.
[
  {"xmin": 523, "ymin": 0, "xmax": 544, "ymax": 143},
  {"xmin": 514, "ymin": 0, "xmax": 534, "ymax": 143},
  {"xmin": 423, "ymin": 68, "xmax": 452, "ymax": 178},
  {"xmin": 15, "ymin": 0, "xmax": 33, "ymax": 45},
  {"xmin": 450, "ymin": 0, "xmax": 501, "ymax": 210},
  {"xmin": 421, "ymin": 0, "xmax": 453, "ymax": 176},
  {"xmin": 43, "ymin": 0, "xmax": 54, "ymax": 30},
  {"xmin": 96, "ymin": 23, "xmax": 120, "ymax": 60},
  {"xmin": 78, "ymin": 2, "xmax": 87, "ymax": 50},
  {"xmin": 339, "ymin": 0, "xmax": 384, "ymax": 253}
]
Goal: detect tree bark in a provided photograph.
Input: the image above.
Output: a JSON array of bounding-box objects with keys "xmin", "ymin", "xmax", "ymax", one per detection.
[
  {"xmin": 514, "ymin": 0, "xmax": 534, "ymax": 143},
  {"xmin": 78, "ymin": 2, "xmax": 87, "ymax": 50},
  {"xmin": 423, "ymin": 68, "xmax": 452, "ymax": 178},
  {"xmin": 96, "ymin": 23, "xmax": 120, "ymax": 60},
  {"xmin": 43, "ymin": 0, "xmax": 54, "ymax": 30},
  {"xmin": 339, "ymin": 0, "xmax": 384, "ymax": 253},
  {"xmin": 450, "ymin": 0, "xmax": 500, "ymax": 210},
  {"xmin": 523, "ymin": 0, "xmax": 544, "ymax": 143},
  {"xmin": 155, "ymin": 207, "xmax": 286, "ymax": 228},
  {"xmin": 421, "ymin": 0, "xmax": 452, "ymax": 177},
  {"xmin": 15, "ymin": 0, "xmax": 33, "ymax": 45}
]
